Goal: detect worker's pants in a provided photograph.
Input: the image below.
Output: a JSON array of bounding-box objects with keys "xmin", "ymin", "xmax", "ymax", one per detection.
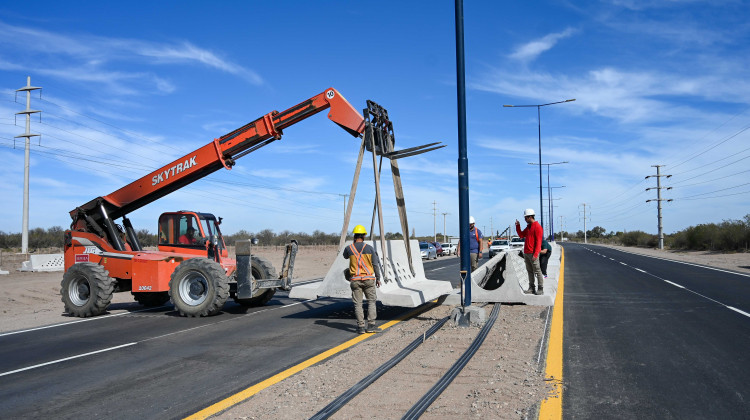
[
  {"xmin": 539, "ymin": 251, "xmax": 551, "ymax": 276},
  {"xmin": 470, "ymin": 253, "xmax": 480, "ymax": 271},
  {"xmin": 350, "ymin": 279, "xmax": 377, "ymax": 327},
  {"xmin": 523, "ymin": 253, "xmax": 544, "ymax": 290}
]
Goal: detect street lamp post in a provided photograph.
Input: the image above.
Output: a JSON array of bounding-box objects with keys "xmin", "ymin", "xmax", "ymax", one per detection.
[
  {"xmin": 529, "ymin": 161, "xmax": 568, "ymax": 240},
  {"xmin": 504, "ymin": 99, "xmax": 575, "ymax": 236}
]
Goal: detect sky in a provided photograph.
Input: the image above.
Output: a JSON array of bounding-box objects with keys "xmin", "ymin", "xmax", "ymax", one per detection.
[{"xmin": 1, "ymin": 1, "xmax": 749, "ymax": 241}]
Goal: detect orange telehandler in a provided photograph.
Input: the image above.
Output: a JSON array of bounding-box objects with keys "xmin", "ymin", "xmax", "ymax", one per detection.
[{"xmin": 61, "ymin": 88, "xmax": 365, "ymax": 317}]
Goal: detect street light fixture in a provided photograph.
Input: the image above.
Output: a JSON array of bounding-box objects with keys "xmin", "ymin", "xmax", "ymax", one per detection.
[
  {"xmin": 528, "ymin": 161, "xmax": 568, "ymax": 240},
  {"xmin": 504, "ymin": 99, "xmax": 575, "ymax": 237}
]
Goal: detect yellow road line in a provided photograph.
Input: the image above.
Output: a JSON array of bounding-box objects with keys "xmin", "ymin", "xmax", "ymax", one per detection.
[
  {"xmin": 184, "ymin": 302, "xmax": 437, "ymax": 420},
  {"xmin": 539, "ymin": 246, "xmax": 565, "ymax": 420}
]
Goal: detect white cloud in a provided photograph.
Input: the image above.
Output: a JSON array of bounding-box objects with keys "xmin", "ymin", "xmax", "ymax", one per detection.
[{"xmin": 509, "ymin": 28, "xmax": 577, "ymax": 62}]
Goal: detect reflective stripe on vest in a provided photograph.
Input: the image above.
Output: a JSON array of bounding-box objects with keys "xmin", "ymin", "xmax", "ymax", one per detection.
[{"xmin": 348, "ymin": 243, "xmax": 376, "ymax": 281}]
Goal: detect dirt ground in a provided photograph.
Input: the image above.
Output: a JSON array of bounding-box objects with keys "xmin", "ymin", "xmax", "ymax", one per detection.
[{"xmin": 1, "ymin": 244, "xmax": 747, "ymax": 419}]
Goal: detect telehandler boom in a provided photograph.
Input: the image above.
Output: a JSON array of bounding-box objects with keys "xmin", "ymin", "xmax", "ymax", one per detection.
[{"xmin": 62, "ymin": 88, "xmax": 364, "ymax": 317}]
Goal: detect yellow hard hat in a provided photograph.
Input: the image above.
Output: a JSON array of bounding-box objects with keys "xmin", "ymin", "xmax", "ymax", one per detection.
[{"xmin": 353, "ymin": 225, "xmax": 367, "ymax": 235}]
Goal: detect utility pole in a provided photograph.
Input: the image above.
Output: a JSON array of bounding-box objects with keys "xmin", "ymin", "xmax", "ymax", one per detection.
[
  {"xmin": 432, "ymin": 201, "xmax": 437, "ymax": 242},
  {"xmin": 489, "ymin": 216, "xmax": 493, "ymax": 240},
  {"xmin": 579, "ymin": 203, "xmax": 589, "ymax": 244},
  {"xmin": 441, "ymin": 212, "xmax": 450, "ymax": 243},
  {"xmin": 646, "ymin": 165, "xmax": 673, "ymax": 250},
  {"xmin": 15, "ymin": 76, "xmax": 41, "ymax": 255},
  {"xmin": 337, "ymin": 194, "xmax": 348, "ymax": 224},
  {"xmin": 559, "ymin": 215, "xmax": 564, "ymax": 241}
]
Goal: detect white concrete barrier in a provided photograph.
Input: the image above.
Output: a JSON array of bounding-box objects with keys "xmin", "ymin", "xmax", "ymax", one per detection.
[
  {"xmin": 445, "ymin": 243, "xmax": 562, "ymax": 306},
  {"xmin": 19, "ymin": 253, "xmax": 65, "ymax": 272},
  {"xmin": 290, "ymin": 240, "xmax": 453, "ymax": 307}
]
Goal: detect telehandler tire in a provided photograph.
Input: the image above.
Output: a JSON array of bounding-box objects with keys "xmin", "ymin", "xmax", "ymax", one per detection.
[
  {"xmin": 169, "ymin": 258, "xmax": 229, "ymax": 317},
  {"xmin": 133, "ymin": 291, "xmax": 170, "ymax": 307},
  {"xmin": 233, "ymin": 255, "xmax": 277, "ymax": 307},
  {"xmin": 60, "ymin": 262, "xmax": 114, "ymax": 318}
]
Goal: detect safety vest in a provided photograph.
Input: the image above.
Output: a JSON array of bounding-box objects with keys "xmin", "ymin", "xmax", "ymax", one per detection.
[{"xmin": 348, "ymin": 243, "xmax": 376, "ymax": 281}]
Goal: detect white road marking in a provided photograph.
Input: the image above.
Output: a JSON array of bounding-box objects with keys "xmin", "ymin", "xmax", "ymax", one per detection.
[
  {"xmin": 620, "ymin": 262, "xmax": 628, "ymax": 266},
  {"xmin": 635, "ymin": 268, "xmax": 647, "ymax": 273},
  {"xmin": 0, "ymin": 343, "xmax": 137, "ymax": 377},
  {"xmin": 663, "ymin": 280, "xmax": 685, "ymax": 289},
  {"xmin": 727, "ymin": 306, "xmax": 750, "ymax": 318},
  {"xmin": 428, "ymin": 266, "xmax": 447, "ymax": 271},
  {"xmin": 0, "ymin": 307, "xmax": 161, "ymax": 338}
]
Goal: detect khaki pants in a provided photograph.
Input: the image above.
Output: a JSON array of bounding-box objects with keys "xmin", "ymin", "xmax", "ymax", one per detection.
[
  {"xmin": 470, "ymin": 253, "xmax": 480, "ymax": 271},
  {"xmin": 523, "ymin": 253, "xmax": 544, "ymax": 290},
  {"xmin": 350, "ymin": 279, "xmax": 377, "ymax": 327}
]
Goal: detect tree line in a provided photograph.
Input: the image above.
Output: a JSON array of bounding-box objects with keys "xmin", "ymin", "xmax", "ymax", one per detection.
[
  {"xmin": 557, "ymin": 214, "xmax": 750, "ymax": 252},
  {"xmin": 2, "ymin": 215, "xmax": 748, "ymax": 252}
]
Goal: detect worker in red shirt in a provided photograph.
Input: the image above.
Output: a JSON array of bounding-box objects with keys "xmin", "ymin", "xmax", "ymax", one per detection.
[{"xmin": 515, "ymin": 208, "xmax": 544, "ymax": 295}]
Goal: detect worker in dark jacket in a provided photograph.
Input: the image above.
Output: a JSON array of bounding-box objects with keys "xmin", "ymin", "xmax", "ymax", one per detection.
[
  {"xmin": 343, "ymin": 224, "xmax": 382, "ymax": 334},
  {"xmin": 539, "ymin": 239, "xmax": 552, "ymax": 278}
]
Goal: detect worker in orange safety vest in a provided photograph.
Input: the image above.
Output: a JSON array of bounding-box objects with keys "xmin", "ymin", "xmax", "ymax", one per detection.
[{"xmin": 342, "ymin": 224, "xmax": 382, "ymax": 334}]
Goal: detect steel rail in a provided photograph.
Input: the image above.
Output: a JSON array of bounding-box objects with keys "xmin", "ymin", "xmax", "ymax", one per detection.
[
  {"xmin": 402, "ymin": 303, "xmax": 501, "ymax": 419},
  {"xmin": 310, "ymin": 315, "xmax": 451, "ymax": 420}
]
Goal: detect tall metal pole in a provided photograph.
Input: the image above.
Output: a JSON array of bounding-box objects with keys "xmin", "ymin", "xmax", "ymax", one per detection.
[
  {"xmin": 455, "ymin": 0, "xmax": 471, "ymax": 307},
  {"xmin": 537, "ymin": 106, "xmax": 543, "ymax": 236},
  {"xmin": 442, "ymin": 212, "xmax": 449, "ymax": 243},
  {"xmin": 546, "ymin": 164, "xmax": 551, "ymax": 240},
  {"xmin": 646, "ymin": 165, "xmax": 672, "ymax": 250},
  {"xmin": 15, "ymin": 76, "xmax": 41, "ymax": 255}
]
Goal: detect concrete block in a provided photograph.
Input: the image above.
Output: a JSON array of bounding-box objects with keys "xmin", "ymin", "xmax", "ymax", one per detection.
[
  {"xmin": 290, "ymin": 240, "xmax": 453, "ymax": 307},
  {"xmin": 19, "ymin": 254, "xmax": 64, "ymax": 272}
]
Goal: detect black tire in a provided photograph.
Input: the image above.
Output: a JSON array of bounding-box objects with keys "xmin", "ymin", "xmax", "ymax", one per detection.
[
  {"xmin": 60, "ymin": 263, "xmax": 114, "ymax": 318},
  {"xmin": 233, "ymin": 256, "xmax": 277, "ymax": 307},
  {"xmin": 133, "ymin": 291, "xmax": 170, "ymax": 307},
  {"xmin": 169, "ymin": 258, "xmax": 229, "ymax": 317}
]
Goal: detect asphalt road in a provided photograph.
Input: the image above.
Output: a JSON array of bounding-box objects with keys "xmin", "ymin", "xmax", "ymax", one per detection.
[
  {"xmin": 0, "ymin": 255, "xmax": 468, "ymax": 420},
  {"xmin": 562, "ymin": 243, "xmax": 750, "ymax": 419}
]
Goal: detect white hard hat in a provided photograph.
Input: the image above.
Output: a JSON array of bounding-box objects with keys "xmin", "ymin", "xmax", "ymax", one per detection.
[
  {"xmin": 469, "ymin": 216, "xmax": 476, "ymax": 224},
  {"xmin": 523, "ymin": 208, "xmax": 535, "ymax": 217}
]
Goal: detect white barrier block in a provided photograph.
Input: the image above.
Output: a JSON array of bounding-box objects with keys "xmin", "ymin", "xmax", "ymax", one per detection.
[
  {"xmin": 18, "ymin": 253, "xmax": 65, "ymax": 272},
  {"xmin": 290, "ymin": 240, "xmax": 453, "ymax": 307},
  {"xmin": 465, "ymin": 243, "xmax": 562, "ymax": 306}
]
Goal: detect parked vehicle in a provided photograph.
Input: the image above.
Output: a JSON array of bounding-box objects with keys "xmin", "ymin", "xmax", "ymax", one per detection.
[
  {"xmin": 431, "ymin": 242, "xmax": 444, "ymax": 257},
  {"xmin": 419, "ymin": 242, "xmax": 437, "ymax": 260},
  {"xmin": 489, "ymin": 239, "xmax": 510, "ymax": 257},
  {"xmin": 510, "ymin": 236, "xmax": 525, "ymax": 248},
  {"xmin": 441, "ymin": 243, "xmax": 457, "ymax": 255}
]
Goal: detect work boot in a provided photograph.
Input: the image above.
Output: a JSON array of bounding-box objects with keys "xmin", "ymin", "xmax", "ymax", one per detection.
[
  {"xmin": 524, "ymin": 287, "xmax": 536, "ymax": 295},
  {"xmin": 535, "ymin": 288, "xmax": 544, "ymax": 295},
  {"xmin": 366, "ymin": 323, "xmax": 382, "ymax": 333},
  {"xmin": 357, "ymin": 326, "xmax": 366, "ymax": 334}
]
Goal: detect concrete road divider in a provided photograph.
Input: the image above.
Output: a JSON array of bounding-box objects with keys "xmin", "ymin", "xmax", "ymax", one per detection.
[
  {"xmin": 19, "ymin": 254, "xmax": 65, "ymax": 272},
  {"xmin": 445, "ymin": 243, "xmax": 561, "ymax": 306},
  {"xmin": 290, "ymin": 240, "xmax": 453, "ymax": 307}
]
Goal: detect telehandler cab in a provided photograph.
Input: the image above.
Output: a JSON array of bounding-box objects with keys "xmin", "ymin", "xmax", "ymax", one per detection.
[{"xmin": 62, "ymin": 88, "xmax": 365, "ymax": 317}]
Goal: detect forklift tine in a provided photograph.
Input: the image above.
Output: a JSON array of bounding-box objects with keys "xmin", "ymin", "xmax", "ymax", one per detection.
[
  {"xmin": 382, "ymin": 142, "xmax": 441, "ymax": 158},
  {"xmin": 387, "ymin": 145, "xmax": 446, "ymax": 160}
]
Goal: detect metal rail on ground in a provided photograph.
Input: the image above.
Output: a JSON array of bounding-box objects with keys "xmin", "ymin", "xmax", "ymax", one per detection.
[
  {"xmin": 310, "ymin": 316, "xmax": 451, "ymax": 420},
  {"xmin": 402, "ymin": 303, "xmax": 501, "ymax": 419}
]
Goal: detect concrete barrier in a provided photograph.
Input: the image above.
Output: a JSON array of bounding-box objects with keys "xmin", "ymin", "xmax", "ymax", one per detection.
[
  {"xmin": 445, "ymin": 243, "xmax": 561, "ymax": 306},
  {"xmin": 19, "ymin": 253, "xmax": 65, "ymax": 272},
  {"xmin": 290, "ymin": 240, "xmax": 453, "ymax": 307}
]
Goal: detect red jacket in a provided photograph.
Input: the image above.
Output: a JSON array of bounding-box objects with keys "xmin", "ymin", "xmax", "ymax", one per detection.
[{"xmin": 516, "ymin": 221, "xmax": 542, "ymax": 259}]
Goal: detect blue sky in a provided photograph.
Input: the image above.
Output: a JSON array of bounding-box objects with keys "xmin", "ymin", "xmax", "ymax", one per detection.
[{"xmin": 1, "ymin": 1, "xmax": 749, "ymax": 240}]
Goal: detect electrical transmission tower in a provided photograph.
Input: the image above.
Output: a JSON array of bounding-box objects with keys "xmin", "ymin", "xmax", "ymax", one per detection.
[
  {"xmin": 441, "ymin": 212, "xmax": 450, "ymax": 243},
  {"xmin": 15, "ymin": 76, "xmax": 42, "ymax": 255},
  {"xmin": 579, "ymin": 203, "xmax": 590, "ymax": 243},
  {"xmin": 646, "ymin": 165, "xmax": 673, "ymax": 250}
]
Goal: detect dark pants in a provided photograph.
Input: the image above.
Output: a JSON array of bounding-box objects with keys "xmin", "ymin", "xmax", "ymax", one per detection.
[{"xmin": 539, "ymin": 251, "xmax": 551, "ymax": 276}]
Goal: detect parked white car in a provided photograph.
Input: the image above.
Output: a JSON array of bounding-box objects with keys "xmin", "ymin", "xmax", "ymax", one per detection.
[
  {"xmin": 488, "ymin": 239, "xmax": 510, "ymax": 257},
  {"xmin": 441, "ymin": 243, "xmax": 457, "ymax": 256},
  {"xmin": 510, "ymin": 236, "xmax": 525, "ymax": 248}
]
